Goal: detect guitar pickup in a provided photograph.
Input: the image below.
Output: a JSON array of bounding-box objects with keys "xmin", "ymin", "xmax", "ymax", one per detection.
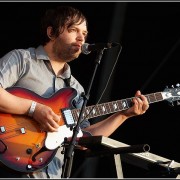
[{"xmin": 61, "ymin": 108, "xmax": 76, "ymax": 127}]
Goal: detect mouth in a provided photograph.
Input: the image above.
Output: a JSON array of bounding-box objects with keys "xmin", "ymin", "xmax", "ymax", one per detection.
[{"xmin": 72, "ymin": 44, "xmax": 82, "ymax": 52}]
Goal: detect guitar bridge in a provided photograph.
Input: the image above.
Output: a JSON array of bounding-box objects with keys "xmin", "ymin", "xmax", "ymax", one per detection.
[{"xmin": 61, "ymin": 108, "xmax": 76, "ymax": 127}]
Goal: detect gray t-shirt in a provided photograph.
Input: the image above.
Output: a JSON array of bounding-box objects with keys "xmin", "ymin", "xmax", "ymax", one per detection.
[{"xmin": 0, "ymin": 45, "xmax": 90, "ymax": 178}]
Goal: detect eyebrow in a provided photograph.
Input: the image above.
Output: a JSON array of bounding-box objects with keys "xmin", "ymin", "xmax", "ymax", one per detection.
[
  {"xmin": 68, "ymin": 25, "xmax": 88, "ymax": 34},
  {"xmin": 83, "ymin": 30, "xmax": 88, "ymax": 35}
]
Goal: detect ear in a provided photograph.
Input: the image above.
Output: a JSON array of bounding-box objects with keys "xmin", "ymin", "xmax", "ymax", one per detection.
[{"xmin": 47, "ymin": 26, "xmax": 55, "ymax": 40}]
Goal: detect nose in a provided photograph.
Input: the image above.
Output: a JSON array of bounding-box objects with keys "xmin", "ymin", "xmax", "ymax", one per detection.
[{"xmin": 76, "ymin": 32, "xmax": 85, "ymax": 43}]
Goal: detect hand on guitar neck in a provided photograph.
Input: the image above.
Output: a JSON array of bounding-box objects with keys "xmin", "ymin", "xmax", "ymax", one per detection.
[{"xmin": 120, "ymin": 90, "xmax": 149, "ymax": 118}]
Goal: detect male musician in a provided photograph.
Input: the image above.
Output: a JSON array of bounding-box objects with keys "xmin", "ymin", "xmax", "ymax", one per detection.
[{"xmin": 0, "ymin": 6, "xmax": 149, "ymax": 178}]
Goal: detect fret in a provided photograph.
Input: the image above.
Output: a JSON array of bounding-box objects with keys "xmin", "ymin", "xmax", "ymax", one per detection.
[
  {"xmin": 112, "ymin": 101, "xmax": 119, "ymax": 112},
  {"xmin": 98, "ymin": 104, "xmax": 104, "ymax": 115},
  {"xmin": 145, "ymin": 92, "xmax": 163, "ymax": 104},
  {"xmin": 117, "ymin": 100, "xmax": 123, "ymax": 111},
  {"xmin": 85, "ymin": 108, "xmax": 89, "ymax": 118},
  {"xmin": 108, "ymin": 101, "xmax": 114, "ymax": 114},
  {"xmin": 92, "ymin": 106, "xmax": 97, "ymax": 117},
  {"xmin": 82, "ymin": 108, "xmax": 90, "ymax": 120},
  {"xmin": 97, "ymin": 104, "xmax": 103, "ymax": 115},
  {"xmin": 155, "ymin": 92, "xmax": 163, "ymax": 101},
  {"xmin": 87, "ymin": 105, "xmax": 98, "ymax": 118},
  {"xmin": 105, "ymin": 103, "xmax": 111, "ymax": 114},
  {"xmin": 126, "ymin": 98, "xmax": 133, "ymax": 108},
  {"xmin": 102, "ymin": 103, "xmax": 108, "ymax": 113},
  {"xmin": 96, "ymin": 104, "xmax": 101, "ymax": 116},
  {"xmin": 84, "ymin": 107, "xmax": 90, "ymax": 119},
  {"xmin": 67, "ymin": 91, "xmax": 165, "ymax": 122},
  {"xmin": 146, "ymin": 95, "xmax": 151, "ymax": 104},
  {"xmin": 148, "ymin": 94, "xmax": 157, "ymax": 103},
  {"xmin": 76, "ymin": 110, "xmax": 80, "ymax": 120},
  {"xmin": 100, "ymin": 103, "xmax": 107, "ymax": 115},
  {"xmin": 71, "ymin": 109, "xmax": 77, "ymax": 121},
  {"xmin": 121, "ymin": 99, "xmax": 129, "ymax": 110},
  {"xmin": 87, "ymin": 106, "xmax": 95, "ymax": 119},
  {"xmin": 71, "ymin": 110, "xmax": 77, "ymax": 121},
  {"xmin": 85, "ymin": 106, "xmax": 92, "ymax": 119},
  {"xmin": 82, "ymin": 111, "xmax": 86, "ymax": 119},
  {"xmin": 91, "ymin": 105, "xmax": 96, "ymax": 117}
]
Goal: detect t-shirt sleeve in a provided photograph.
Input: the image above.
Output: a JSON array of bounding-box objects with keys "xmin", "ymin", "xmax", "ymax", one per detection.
[{"xmin": 0, "ymin": 50, "xmax": 25, "ymax": 89}]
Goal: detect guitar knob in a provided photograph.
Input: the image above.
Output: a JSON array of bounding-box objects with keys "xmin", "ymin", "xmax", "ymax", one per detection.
[
  {"xmin": 26, "ymin": 148, "xmax": 33, "ymax": 154},
  {"xmin": 26, "ymin": 164, "xmax": 32, "ymax": 170},
  {"xmin": 176, "ymin": 83, "xmax": 180, "ymax": 87}
]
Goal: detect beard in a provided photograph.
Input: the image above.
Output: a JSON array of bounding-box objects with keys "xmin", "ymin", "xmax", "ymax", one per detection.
[{"xmin": 52, "ymin": 40, "xmax": 81, "ymax": 62}]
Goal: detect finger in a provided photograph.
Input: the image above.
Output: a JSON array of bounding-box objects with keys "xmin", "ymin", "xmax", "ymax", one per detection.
[
  {"xmin": 132, "ymin": 98, "xmax": 140, "ymax": 112},
  {"xmin": 52, "ymin": 113, "xmax": 61, "ymax": 123},
  {"xmin": 46, "ymin": 122, "xmax": 59, "ymax": 132},
  {"xmin": 135, "ymin": 97, "xmax": 143, "ymax": 109},
  {"xmin": 142, "ymin": 103, "xmax": 149, "ymax": 112},
  {"xmin": 139, "ymin": 94, "xmax": 148, "ymax": 103},
  {"xmin": 139, "ymin": 95, "xmax": 149, "ymax": 111},
  {"xmin": 135, "ymin": 90, "xmax": 141, "ymax": 97},
  {"xmin": 48, "ymin": 118, "xmax": 60, "ymax": 129}
]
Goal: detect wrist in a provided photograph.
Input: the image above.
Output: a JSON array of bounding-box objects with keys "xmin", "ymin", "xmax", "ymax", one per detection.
[
  {"xmin": 118, "ymin": 111, "xmax": 131, "ymax": 120},
  {"xmin": 28, "ymin": 101, "xmax": 37, "ymax": 117}
]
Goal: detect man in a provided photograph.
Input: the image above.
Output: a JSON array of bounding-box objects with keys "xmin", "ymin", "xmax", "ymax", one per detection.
[{"xmin": 0, "ymin": 6, "xmax": 149, "ymax": 178}]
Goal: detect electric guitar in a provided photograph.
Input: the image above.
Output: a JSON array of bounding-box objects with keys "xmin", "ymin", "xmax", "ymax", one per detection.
[{"xmin": 0, "ymin": 86, "xmax": 180, "ymax": 173}]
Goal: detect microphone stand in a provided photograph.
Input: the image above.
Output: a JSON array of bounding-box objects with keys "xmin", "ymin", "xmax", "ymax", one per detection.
[{"xmin": 61, "ymin": 49, "xmax": 105, "ymax": 178}]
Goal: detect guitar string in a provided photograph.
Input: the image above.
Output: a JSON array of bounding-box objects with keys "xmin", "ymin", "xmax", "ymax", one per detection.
[
  {"xmin": 0, "ymin": 120, "xmax": 43, "ymax": 140},
  {"xmin": 75, "ymin": 92, "xmax": 163, "ymax": 121}
]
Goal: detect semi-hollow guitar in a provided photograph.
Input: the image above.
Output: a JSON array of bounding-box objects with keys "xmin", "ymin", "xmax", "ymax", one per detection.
[{"xmin": 0, "ymin": 86, "xmax": 179, "ymax": 173}]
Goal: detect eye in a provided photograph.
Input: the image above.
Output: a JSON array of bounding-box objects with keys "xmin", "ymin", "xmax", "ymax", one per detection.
[
  {"xmin": 69, "ymin": 28, "xmax": 76, "ymax": 32},
  {"xmin": 83, "ymin": 32, "xmax": 87, "ymax": 37}
]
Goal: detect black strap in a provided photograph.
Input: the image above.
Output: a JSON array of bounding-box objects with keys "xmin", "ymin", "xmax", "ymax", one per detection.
[{"xmin": 63, "ymin": 76, "xmax": 71, "ymax": 87}]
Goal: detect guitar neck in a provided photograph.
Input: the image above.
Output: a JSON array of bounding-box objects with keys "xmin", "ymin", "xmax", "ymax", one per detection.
[{"xmin": 71, "ymin": 92, "xmax": 164, "ymax": 121}]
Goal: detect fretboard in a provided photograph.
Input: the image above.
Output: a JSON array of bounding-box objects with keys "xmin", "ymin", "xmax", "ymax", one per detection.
[{"xmin": 71, "ymin": 92, "xmax": 163, "ymax": 121}]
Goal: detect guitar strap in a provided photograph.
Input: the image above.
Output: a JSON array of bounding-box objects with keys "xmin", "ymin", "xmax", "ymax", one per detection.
[
  {"xmin": 42, "ymin": 58, "xmax": 71, "ymax": 88},
  {"xmin": 63, "ymin": 76, "xmax": 71, "ymax": 87}
]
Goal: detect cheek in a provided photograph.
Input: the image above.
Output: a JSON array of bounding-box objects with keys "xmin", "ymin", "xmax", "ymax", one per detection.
[
  {"xmin": 59, "ymin": 31, "xmax": 74, "ymax": 41},
  {"xmin": 55, "ymin": 36, "xmax": 67, "ymax": 46}
]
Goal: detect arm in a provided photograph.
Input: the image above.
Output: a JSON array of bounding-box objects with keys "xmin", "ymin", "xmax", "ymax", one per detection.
[
  {"xmin": 0, "ymin": 87, "xmax": 60, "ymax": 132},
  {"xmin": 83, "ymin": 90, "xmax": 149, "ymax": 137},
  {"xmin": 0, "ymin": 87, "xmax": 32, "ymax": 114}
]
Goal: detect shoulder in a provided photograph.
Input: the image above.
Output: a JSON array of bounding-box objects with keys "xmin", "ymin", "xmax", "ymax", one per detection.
[{"xmin": 1, "ymin": 47, "xmax": 36, "ymax": 62}]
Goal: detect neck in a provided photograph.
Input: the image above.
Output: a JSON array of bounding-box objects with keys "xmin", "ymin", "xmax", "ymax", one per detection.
[{"xmin": 43, "ymin": 44, "xmax": 66, "ymax": 76}]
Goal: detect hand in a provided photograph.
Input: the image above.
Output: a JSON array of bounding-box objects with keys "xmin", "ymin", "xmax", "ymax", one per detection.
[
  {"xmin": 122, "ymin": 90, "xmax": 149, "ymax": 118},
  {"xmin": 32, "ymin": 103, "xmax": 61, "ymax": 132}
]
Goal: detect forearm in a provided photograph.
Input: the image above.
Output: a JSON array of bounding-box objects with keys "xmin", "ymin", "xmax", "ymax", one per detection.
[
  {"xmin": 83, "ymin": 112, "xmax": 128, "ymax": 137},
  {"xmin": 83, "ymin": 91, "xmax": 149, "ymax": 137},
  {"xmin": 0, "ymin": 87, "xmax": 32, "ymax": 115}
]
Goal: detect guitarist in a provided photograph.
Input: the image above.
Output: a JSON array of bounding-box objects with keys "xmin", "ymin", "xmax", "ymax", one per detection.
[{"xmin": 0, "ymin": 6, "xmax": 149, "ymax": 178}]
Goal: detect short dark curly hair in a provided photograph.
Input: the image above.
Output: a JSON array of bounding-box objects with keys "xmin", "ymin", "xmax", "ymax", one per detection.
[{"xmin": 40, "ymin": 6, "xmax": 88, "ymax": 45}]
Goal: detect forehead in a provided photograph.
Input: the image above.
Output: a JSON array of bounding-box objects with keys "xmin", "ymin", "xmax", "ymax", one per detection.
[
  {"xmin": 67, "ymin": 21, "xmax": 87, "ymax": 31},
  {"xmin": 75, "ymin": 21, "xmax": 87, "ymax": 30},
  {"xmin": 66, "ymin": 18, "xmax": 87, "ymax": 30}
]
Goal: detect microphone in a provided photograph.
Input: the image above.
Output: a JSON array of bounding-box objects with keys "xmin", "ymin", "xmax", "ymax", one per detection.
[{"xmin": 81, "ymin": 42, "xmax": 119, "ymax": 55}]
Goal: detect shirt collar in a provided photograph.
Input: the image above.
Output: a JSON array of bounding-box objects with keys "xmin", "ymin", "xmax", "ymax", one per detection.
[
  {"xmin": 35, "ymin": 45, "xmax": 50, "ymax": 61},
  {"xmin": 35, "ymin": 45, "xmax": 71, "ymax": 79},
  {"xmin": 61, "ymin": 63, "xmax": 71, "ymax": 79}
]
